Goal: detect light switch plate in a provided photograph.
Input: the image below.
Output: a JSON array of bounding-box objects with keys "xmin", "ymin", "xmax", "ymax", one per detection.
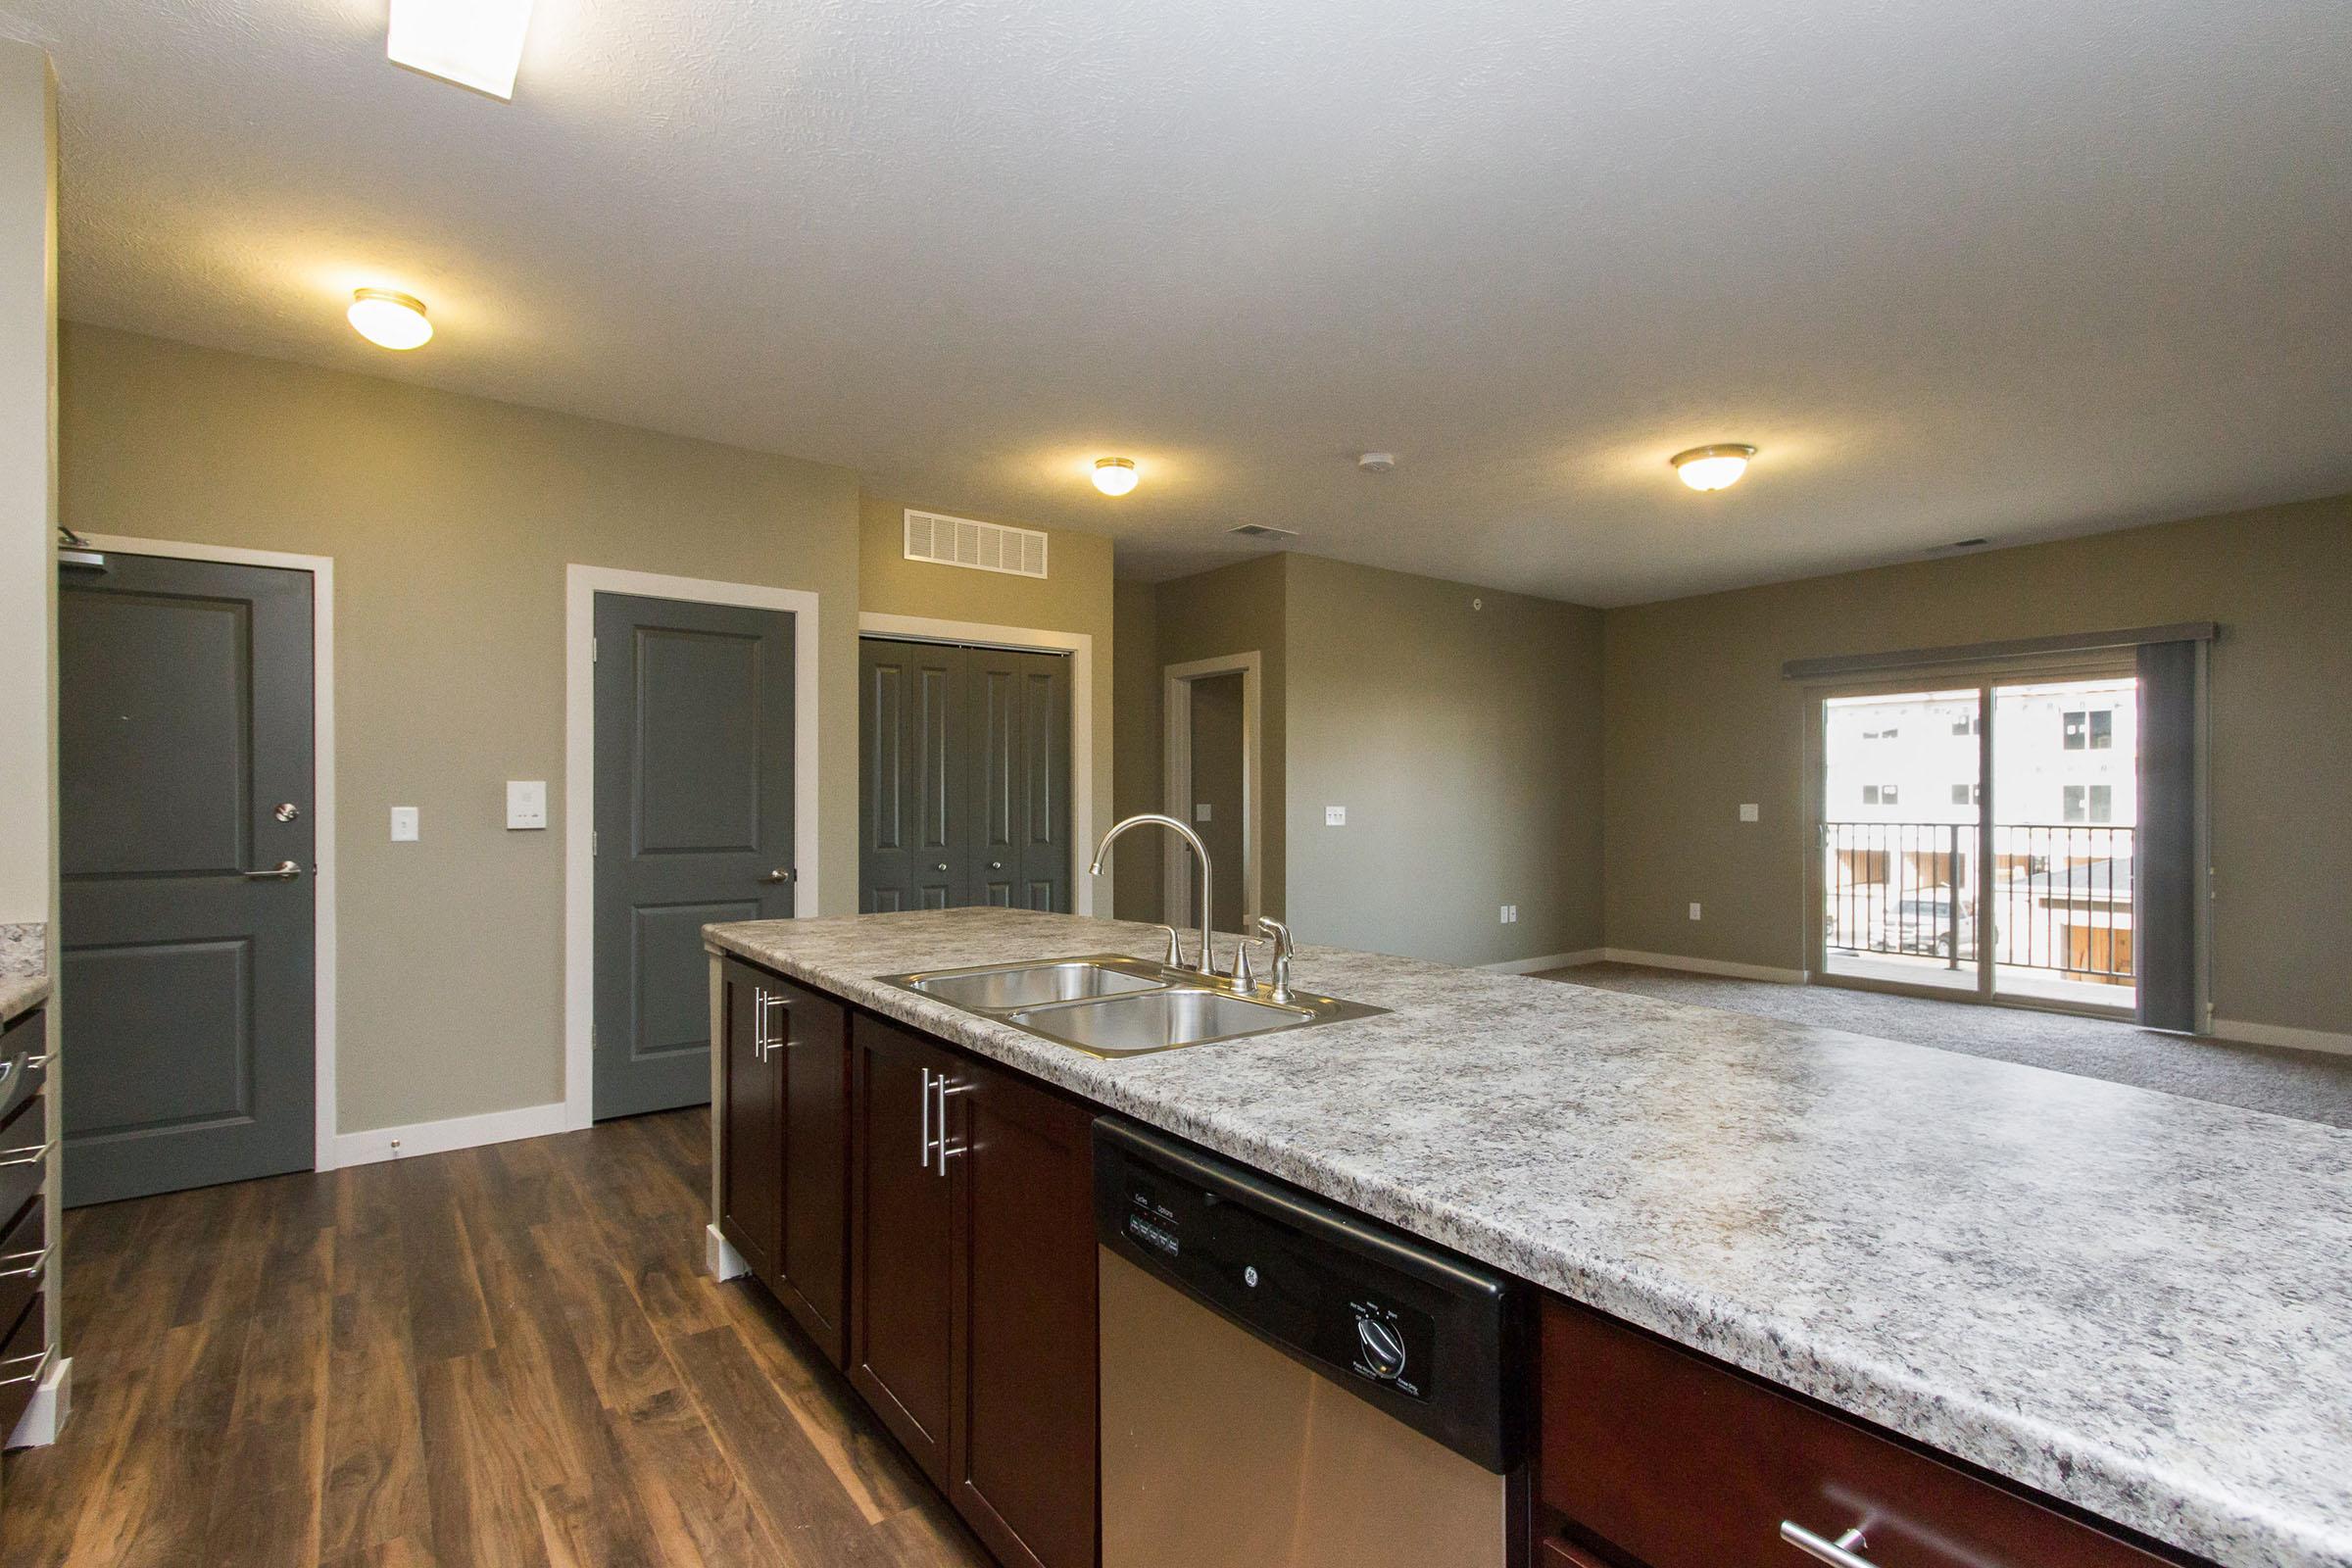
[
  {"xmin": 1194, "ymin": 802, "xmax": 1212, "ymax": 822},
  {"xmin": 508, "ymin": 780, "xmax": 548, "ymax": 830},
  {"xmin": 390, "ymin": 806, "xmax": 419, "ymax": 843},
  {"xmin": 1740, "ymin": 803, "xmax": 1760, "ymax": 822},
  {"xmin": 1324, "ymin": 806, "xmax": 1347, "ymax": 826},
  {"xmin": 1689, "ymin": 902, "xmax": 1703, "ymax": 921}
]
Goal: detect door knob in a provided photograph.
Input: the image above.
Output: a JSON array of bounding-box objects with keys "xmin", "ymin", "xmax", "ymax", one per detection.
[
  {"xmin": 243, "ymin": 860, "xmax": 303, "ymax": 880},
  {"xmin": 759, "ymin": 868, "xmax": 795, "ymax": 884},
  {"xmin": 989, "ymin": 860, "xmax": 1004, "ymax": 870},
  {"xmin": 273, "ymin": 802, "xmax": 301, "ymax": 822},
  {"xmin": 934, "ymin": 862, "xmax": 950, "ymax": 872}
]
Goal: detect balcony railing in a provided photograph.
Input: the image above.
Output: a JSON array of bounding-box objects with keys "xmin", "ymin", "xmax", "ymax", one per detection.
[{"xmin": 1822, "ymin": 821, "xmax": 2135, "ymax": 984}]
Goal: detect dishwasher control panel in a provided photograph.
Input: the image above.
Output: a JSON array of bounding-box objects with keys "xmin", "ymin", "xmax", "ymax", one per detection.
[{"xmin": 1096, "ymin": 1116, "xmax": 1516, "ymax": 1472}]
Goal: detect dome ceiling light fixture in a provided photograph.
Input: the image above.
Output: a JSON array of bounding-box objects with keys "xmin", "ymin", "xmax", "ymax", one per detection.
[
  {"xmin": 347, "ymin": 288, "xmax": 434, "ymax": 350},
  {"xmin": 1092, "ymin": 457, "xmax": 1139, "ymax": 497},
  {"xmin": 1670, "ymin": 443, "xmax": 1757, "ymax": 492}
]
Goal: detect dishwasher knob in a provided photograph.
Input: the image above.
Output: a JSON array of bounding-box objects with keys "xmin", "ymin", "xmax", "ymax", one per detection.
[{"xmin": 1354, "ymin": 1314, "xmax": 1407, "ymax": 1381}]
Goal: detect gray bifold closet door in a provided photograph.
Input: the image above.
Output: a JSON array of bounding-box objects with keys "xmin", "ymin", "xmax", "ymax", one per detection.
[{"xmin": 859, "ymin": 638, "xmax": 1071, "ymax": 914}]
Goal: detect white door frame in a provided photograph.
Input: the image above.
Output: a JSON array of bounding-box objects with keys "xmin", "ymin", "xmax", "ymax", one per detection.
[
  {"xmin": 858, "ymin": 612, "xmax": 1102, "ymax": 914},
  {"xmin": 1161, "ymin": 652, "xmax": 1262, "ymax": 932},
  {"xmin": 565, "ymin": 565, "xmax": 821, "ymax": 1132},
  {"xmin": 78, "ymin": 534, "xmax": 341, "ymax": 1170}
]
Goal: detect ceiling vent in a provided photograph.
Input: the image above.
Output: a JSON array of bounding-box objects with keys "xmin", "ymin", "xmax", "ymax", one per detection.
[
  {"xmin": 1229, "ymin": 523, "xmax": 1298, "ymax": 542},
  {"xmin": 905, "ymin": 509, "xmax": 1048, "ymax": 579}
]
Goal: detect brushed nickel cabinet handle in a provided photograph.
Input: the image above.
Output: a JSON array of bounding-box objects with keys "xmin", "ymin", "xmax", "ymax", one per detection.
[
  {"xmin": 933, "ymin": 1078, "xmax": 972, "ymax": 1178},
  {"xmin": 0, "ymin": 1245, "xmax": 49, "ymax": 1280},
  {"xmin": 0, "ymin": 1140, "xmax": 52, "ymax": 1168},
  {"xmin": 918, "ymin": 1067, "xmax": 934, "ymax": 1169},
  {"xmin": 1781, "ymin": 1522, "xmax": 1871, "ymax": 1568},
  {"xmin": 243, "ymin": 860, "xmax": 303, "ymax": 881}
]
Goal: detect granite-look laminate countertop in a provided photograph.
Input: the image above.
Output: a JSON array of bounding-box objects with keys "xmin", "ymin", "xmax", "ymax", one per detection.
[
  {"xmin": 0, "ymin": 974, "xmax": 45, "ymax": 1025},
  {"xmin": 706, "ymin": 908, "xmax": 2352, "ymax": 1568}
]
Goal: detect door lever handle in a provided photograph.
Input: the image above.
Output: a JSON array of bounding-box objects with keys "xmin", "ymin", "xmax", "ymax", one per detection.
[
  {"xmin": 244, "ymin": 860, "xmax": 303, "ymax": 880},
  {"xmin": 759, "ymin": 868, "xmax": 794, "ymax": 884}
]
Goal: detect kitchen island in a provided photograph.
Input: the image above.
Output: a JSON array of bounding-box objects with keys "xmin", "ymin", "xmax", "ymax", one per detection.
[{"xmin": 706, "ymin": 907, "xmax": 2352, "ymax": 1568}]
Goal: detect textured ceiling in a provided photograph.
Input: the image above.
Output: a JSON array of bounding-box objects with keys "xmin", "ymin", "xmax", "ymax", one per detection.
[{"xmin": 4, "ymin": 0, "xmax": 2348, "ymax": 605}]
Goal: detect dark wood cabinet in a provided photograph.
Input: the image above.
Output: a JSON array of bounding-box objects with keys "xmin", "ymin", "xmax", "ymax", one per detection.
[
  {"xmin": 847, "ymin": 1011, "xmax": 1100, "ymax": 1566},
  {"xmin": 772, "ymin": 976, "xmax": 851, "ymax": 1365},
  {"xmin": 848, "ymin": 1013, "xmax": 960, "ymax": 1487},
  {"xmin": 950, "ymin": 1056, "xmax": 1099, "ymax": 1568},
  {"xmin": 1536, "ymin": 1295, "xmax": 2174, "ymax": 1568},
  {"xmin": 717, "ymin": 958, "xmax": 785, "ymax": 1286},
  {"xmin": 717, "ymin": 960, "xmax": 851, "ymax": 1364}
]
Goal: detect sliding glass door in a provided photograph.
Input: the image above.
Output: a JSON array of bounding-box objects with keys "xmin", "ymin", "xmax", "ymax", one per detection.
[{"xmin": 1820, "ymin": 669, "xmax": 2139, "ymax": 1014}]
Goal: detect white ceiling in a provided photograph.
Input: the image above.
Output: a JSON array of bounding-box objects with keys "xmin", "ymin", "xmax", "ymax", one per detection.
[{"xmin": 5, "ymin": 0, "xmax": 2348, "ymax": 605}]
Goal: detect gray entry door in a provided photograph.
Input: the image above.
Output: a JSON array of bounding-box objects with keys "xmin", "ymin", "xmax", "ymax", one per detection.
[
  {"xmin": 594, "ymin": 593, "xmax": 796, "ymax": 1120},
  {"xmin": 859, "ymin": 637, "xmax": 1070, "ymax": 912},
  {"xmin": 60, "ymin": 553, "xmax": 316, "ymax": 1206}
]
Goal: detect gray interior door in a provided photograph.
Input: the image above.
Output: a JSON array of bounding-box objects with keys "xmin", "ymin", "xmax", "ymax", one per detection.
[
  {"xmin": 594, "ymin": 593, "xmax": 796, "ymax": 1120},
  {"xmin": 860, "ymin": 638, "xmax": 963, "ymax": 911},
  {"xmin": 858, "ymin": 637, "xmax": 1070, "ymax": 913},
  {"xmin": 59, "ymin": 552, "xmax": 316, "ymax": 1206}
]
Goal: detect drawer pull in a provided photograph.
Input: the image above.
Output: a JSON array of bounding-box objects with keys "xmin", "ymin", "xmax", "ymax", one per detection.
[
  {"xmin": 0, "ymin": 1344, "xmax": 51, "ymax": 1389},
  {"xmin": 0, "ymin": 1140, "xmax": 51, "ymax": 1168},
  {"xmin": 1782, "ymin": 1522, "xmax": 1872, "ymax": 1568},
  {"xmin": 0, "ymin": 1245, "xmax": 48, "ymax": 1280}
]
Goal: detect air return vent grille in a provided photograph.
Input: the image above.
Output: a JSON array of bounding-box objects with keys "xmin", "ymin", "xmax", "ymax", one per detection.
[{"xmin": 905, "ymin": 509, "xmax": 1049, "ymax": 579}]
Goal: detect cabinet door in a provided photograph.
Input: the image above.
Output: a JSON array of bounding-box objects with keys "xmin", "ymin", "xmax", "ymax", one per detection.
[
  {"xmin": 774, "ymin": 979, "xmax": 850, "ymax": 1366},
  {"xmin": 949, "ymin": 1056, "xmax": 1100, "ymax": 1568},
  {"xmin": 848, "ymin": 1015, "xmax": 958, "ymax": 1487},
  {"xmin": 716, "ymin": 959, "xmax": 782, "ymax": 1285}
]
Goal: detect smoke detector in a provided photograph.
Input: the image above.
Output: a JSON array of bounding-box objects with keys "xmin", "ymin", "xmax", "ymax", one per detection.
[{"xmin": 1356, "ymin": 452, "xmax": 1397, "ymax": 473}]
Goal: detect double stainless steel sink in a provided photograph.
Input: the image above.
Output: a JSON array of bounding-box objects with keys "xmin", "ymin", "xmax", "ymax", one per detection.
[{"xmin": 879, "ymin": 953, "xmax": 1386, "ymax": 1057}]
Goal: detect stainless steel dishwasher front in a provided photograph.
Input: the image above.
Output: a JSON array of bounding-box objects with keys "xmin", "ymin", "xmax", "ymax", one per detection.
[{"xmin": 1094, "ymin": 1116, "xmax": 1518, "ymax": 1568}]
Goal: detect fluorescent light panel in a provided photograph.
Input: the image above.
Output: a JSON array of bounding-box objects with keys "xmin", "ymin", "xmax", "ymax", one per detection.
[{"xmin": 388, "ymin": 0, "xmax": 536, "ymax": 100}]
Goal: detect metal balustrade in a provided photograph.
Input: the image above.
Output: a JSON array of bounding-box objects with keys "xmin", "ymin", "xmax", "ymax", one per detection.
[{"xmin": 1823, "ymin": 821, "xmax": 2134, "ymax": 984}]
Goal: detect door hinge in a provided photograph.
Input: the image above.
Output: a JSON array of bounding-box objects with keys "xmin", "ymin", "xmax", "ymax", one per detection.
[
  {"xmin": 591, "ymin": 636, "xmax": 599, "ymax": 664},
  {"xmin": 592, "ymin": 830, "xmax": 598, "ymax": 857}
]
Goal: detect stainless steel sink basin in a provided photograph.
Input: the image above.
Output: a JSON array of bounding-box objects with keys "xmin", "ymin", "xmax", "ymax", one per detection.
[
  {"xmin": 878, "ymin": 952, "xmax": 1386, "ymax": 1057},
  {"xmin": 909, "ymin": 959, "xmax": 1163, "ymax": 1010},
  {"xmin": 1007, "ymin": 988, "xmax": 1315, "ymax": 1055}
]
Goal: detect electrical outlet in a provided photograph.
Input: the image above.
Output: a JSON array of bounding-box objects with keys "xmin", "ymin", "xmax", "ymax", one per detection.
[
  {"xmin": 390, "ymin": 806, "xmax": 419, "ymax": 842},
  {"xmin": 1740, "ymin": 803, "xmax": 1760, "ymax": 822},
  {"xmin": 1689, "ymin": 902, "xmax": 1702, "ymax": 921},
  {"xmin": 1324, "ymin": 806, "xmax": 1347, "ymax": 826}
]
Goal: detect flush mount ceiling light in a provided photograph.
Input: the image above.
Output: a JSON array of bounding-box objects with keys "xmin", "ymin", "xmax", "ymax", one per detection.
[
  {"xmin": 1092, "ymin": 458, "xmax": 1139, "ymax": 497},
  {"xmin": 1670, "ymin": 443, "xmax": 1758, "ymax": 492},
  {"xmin": 388, "ymin": 0, "xmax": 536, "ymax": 100},
  {"xmin": 347, "ymin": 288, "xmax": 434, "ymax": 351}
]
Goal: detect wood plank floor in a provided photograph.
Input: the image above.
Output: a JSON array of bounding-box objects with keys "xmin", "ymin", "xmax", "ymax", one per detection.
[{"xmin": 0, "ymin": 1108, "xmax": 995, "ymax": 1568}]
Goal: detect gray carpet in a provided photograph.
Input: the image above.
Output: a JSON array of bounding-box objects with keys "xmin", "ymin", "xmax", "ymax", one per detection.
[{"xmin": 1537, "ymin": 961, "xmax": 2352, "ymax": 1130}]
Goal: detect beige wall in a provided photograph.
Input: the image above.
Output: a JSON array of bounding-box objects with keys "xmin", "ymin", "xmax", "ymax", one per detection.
[
  {"xmin": 61, "ymin": 323, "xmax": 865, "ymax": 1132},
  {"xmin": 857, "ymin": 493, "xmax": 1116, "ymax": 910},
  {"xmin": 1602, "ymin": 493, "xmax": 2352, "ymax": 1036},
  {"xmin": 1110, "ymin": 579, "xmax": 1162, "ymax": 919},
  {"xmin": 1285, "ymin": 555, "xmax": 1605, "ymax": 966},
  {"xmin": 0, "ymin": 43, "xmax": 55, "ymax": 927}
]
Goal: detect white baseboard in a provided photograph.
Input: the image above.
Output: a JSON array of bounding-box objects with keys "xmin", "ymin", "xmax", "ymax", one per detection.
[
  {"xmin": 326, "ymin": 1101, "xmax": 569, "ymax": 1170},
  {"xmin": 8, "ymin": 1354, "xmax": 70, "ymax": 1448},
  {"xmin": 2209, "ymin": 1018, "xmax": 2352, "ymax": 1059},
  {"xmin": 1477, "ymin": 949, "xmax": 1605, "ymax": 975},
  {"xmin": 1596, "ymin": 949, "xmax": 1810, "ymax": 985},
  {"xmin": 708, "ymin": 1223, "xmax": 749, "ymax": 1281}
]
